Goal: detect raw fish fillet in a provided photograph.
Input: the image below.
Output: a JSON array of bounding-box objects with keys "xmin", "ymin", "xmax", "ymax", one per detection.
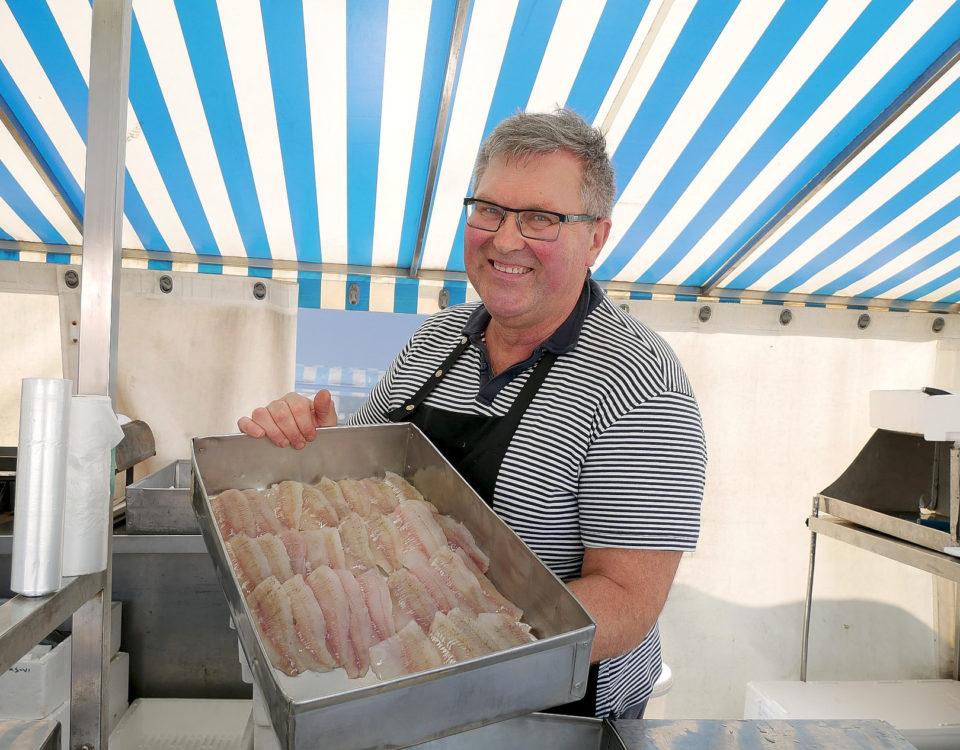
[
  {"xmin": 428, "ymin": 610, "xmax": 491, "ymax": 663},
  {"xmin": 271, "ymin": 481, "xmax": 304, "ymax": 530},
  {"xmin": 211, "ymin": 489, "xmax": 256, "ymax": 538},
  {"xmin": 369, "ymin": 621, "xmax": 445, "ymax": 680},
  {"xmin": 427, "ymin": 547, "xmax": 494, "ymax": 615},
  {"xmin": 244, "ymin": 489, "xmax": 285, "ymax": 536},
  {"xmin": 387, "ymin": 569, "xmax": 439, "ymax": 631},
  {"xmin": 227, "ymin": 534, "xmax": 272, "ymax": 594},
  {"xmin": 306, "ymin": 566, "xmax": 365, "ymax": 678},
  {"xmin": 337, "ymin": 479, "xmax": 378, "ymax": 519},
  {"xmin": 278, "ymin": 530, "xmax": 307, "ymax": 576},
  {"xmin": 257, "ymin": 534, "xmax": 294, "ymax": 582},
  {"xmin": 316, "ymin": 477, "xmax": 353, "ymax": 520},
  {"xmin": 302, "ymin": 528, "xmax": 346, "ymax": 571},
  {"xmin": 300, "ymin": 485, "xmax": 339, "ymax": 529},
  {"xmin": 280, "ymin": 575, "xmax": 337, "ymax": 671},
  {"xmin": 406, "ymin": 557, "xmax": 458, "ymax": 612},
  {"xmin": 436, "ymin": 514, "xmax": 490, "ymax": 573},
  {"xmin": 453, "ymin": 550, "xmax": 523, "ymax": 621},
  {"xmin": 356, "ymin": 569, "xmax": 396, "ymax": 642},
  {"xmin": 366, "ymin": 515, "xmax": 404, "ymax": 573},
  {"xmin": 383, "ymin": 472, "xmax": 426, "ymax": 504},
  {"xmin": 390, "ymin": 501, "xmax": 448, "ymax": 566},
  {"xmin": 362, "ymin": 478, "xmax": 398, "ymax": 513},
  {"xmin": 338, "ymin": 513, "xmax": 378, "ymax": 572},
  {"xmin": 248, "ymin": 577, "xmax": 301, "ymax": 676},
  {"xmin": 334, "ymin": 569, "xmax": 374, "ymax": 675},
  {"xmin": 474, "ymin": 613, "xmax": 535, "ymax": 650}
]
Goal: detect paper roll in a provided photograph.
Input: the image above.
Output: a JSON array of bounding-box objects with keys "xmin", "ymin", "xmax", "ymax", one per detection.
[
  {"xmin": 61, "ymin": 395, "xmax": 124, "ymax": 576},
  {"xmin": 11, "ymin": 378, "xmax": 72, "ymax": 596}
]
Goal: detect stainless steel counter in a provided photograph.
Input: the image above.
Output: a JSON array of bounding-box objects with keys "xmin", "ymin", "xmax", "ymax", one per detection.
[
  {"xmin": 612, "ymin": 720, "xmax": 914, "ymax": 749},
  {"xmin": 0, "ymin": 532, "xmax": 248, "ymax": 700}
]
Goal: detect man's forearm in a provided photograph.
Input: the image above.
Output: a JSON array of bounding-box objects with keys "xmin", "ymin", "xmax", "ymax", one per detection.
[{"xmin": 567, "ymin": 573, "xmax": 660, "ymax": 662}]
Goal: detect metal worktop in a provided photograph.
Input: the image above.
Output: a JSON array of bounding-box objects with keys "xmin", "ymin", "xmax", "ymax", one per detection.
[{"xmin": 612, "ymin": 719, "xmax": 913, "ymax": 749}]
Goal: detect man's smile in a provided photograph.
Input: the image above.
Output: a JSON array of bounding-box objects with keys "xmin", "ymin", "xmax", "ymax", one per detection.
[{"xmin": 490, "ymin": 260, "xmax": 532, "ymax": 275}]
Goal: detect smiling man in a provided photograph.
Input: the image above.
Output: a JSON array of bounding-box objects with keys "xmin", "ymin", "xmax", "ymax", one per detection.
[{"xmin": 239, "ymin": 109, "xmax": 707, "ymax": 719}]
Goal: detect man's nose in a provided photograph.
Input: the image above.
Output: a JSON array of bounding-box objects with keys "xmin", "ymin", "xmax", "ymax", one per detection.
[{"xmin": 492, "ymin": 211, "xmax": 525, "ymax": 251}]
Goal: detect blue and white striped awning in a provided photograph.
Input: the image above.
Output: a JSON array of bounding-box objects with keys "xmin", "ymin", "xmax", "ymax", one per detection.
[{"xmin": 0, "ymin": 0, "xmax": 958, "ymax": 313}]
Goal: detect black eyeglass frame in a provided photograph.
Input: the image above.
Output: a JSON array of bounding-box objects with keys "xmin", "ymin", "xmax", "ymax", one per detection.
[{"xmin": 462, "ymin": 197, "xmax": 596, "ymax": 241}]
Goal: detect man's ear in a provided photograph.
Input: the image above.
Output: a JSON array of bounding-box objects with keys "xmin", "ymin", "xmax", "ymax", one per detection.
[{"xmin": 587, "ymin": 218, "xmax": 613, "ymax": 267}]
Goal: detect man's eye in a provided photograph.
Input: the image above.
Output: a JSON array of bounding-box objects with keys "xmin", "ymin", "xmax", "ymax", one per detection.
[
  {"xmin": 527, "ymin": 213, "xmax": 555, "ymax": 227},
  {"xmin": 478, "ymin": 206, "xmax": 502, "ymax": 217}
]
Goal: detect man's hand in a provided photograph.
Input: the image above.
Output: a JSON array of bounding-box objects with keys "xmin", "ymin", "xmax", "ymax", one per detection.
[{"xmin": 237, "ymin": 390, "xmax": 338, "ymax": 449}]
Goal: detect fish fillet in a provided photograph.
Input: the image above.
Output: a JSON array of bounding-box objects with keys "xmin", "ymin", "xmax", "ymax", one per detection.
[
  {"xmin": 270, "ymin": 480, "xmax": 304, "ymax": 530},
  {"xmin": 316, "ymin": 477, "xmax": 353, "ymax": 520},
  {"xmin": 244, "ymin": 489, "xmax": 285, "ymax": 536},
  {"xmin": 211, "ymin": 489, "xmax": 256, "ymax": 539},
  {"xmin": 474, "ymin": 613, "xmax": 535, "ymax": 650},
  {"xmin": 278, "ymin": 530, "xmax": 307, "ymax": 577},
  {"xmin": 334, "ymin": 569, "xmax": 374, "ymax": 675},
  {"xmin": 366, "ymin": 515, "xmax": 404, "ymax": 573},
  {"xmin": 369, "ymin": 621, "xmax": 445, "ymax": 680},
  {"xmin": 280, "ymin": 575, "xmax": 337, "ymax": 671},
  {"xmin": 302, "ymin": 528, "xmax": 346, "ymax": 571},
  {"xmin": 453, "ymin": 550, "xmax": 523, "ymax": 621},
  {"xmin": 306, "ymin": 566, "xmax": 365, "ymax": 678},
  {"xmin": 248, "ymin": 577, "xmax": 301, "ymax": 676},
  {"xmin": 257, "ymin": 534, "xmax": 294, "ymax": 582},
  {"xmin": 337, "ymin": 479, "xmax": 378, "ymax": 520},
  {"xmin": 362, "ymin": 478, "xmax": 398, "ymax": 513},
  {"xmin": 383, "ymin": 472, "xmax": 426, "ymax": 504},
  {"xmin": 428, "ymin": 610, "xmax": 491, "ymax": 663},
  {"xmin": 390, "ymin": 501, "xmax": 448, "ymax": 566},
  {"xmin": 227, "ymin": 534, "xmax": 273, "ymax": 594},
  {"xmin": 339, "ymin": 513, "xmax": 378, "ymax": 572},
  {"xmin": 436, "ymin": 514, "xmax": 490, "ymax": 573},
  {"xmin": 428, "ymin": 547, "xmax": 493, "ymax": 615},
  {"xmin": 387, "ymin": 568, "xmax": 439, "ymax": 631},
  {"xmin": 300, "ymin": 485, "xmax": 339, "ymax": 529},
  {"xmin": 406, "ymin": 557, "xmax": 458, "ymax": 612},
  {"xmin": 356, "ymin": 569, "xmax": 396, "ymax": 642}
]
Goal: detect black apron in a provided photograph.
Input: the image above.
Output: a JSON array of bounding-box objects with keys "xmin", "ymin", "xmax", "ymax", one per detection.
[{"xmin": 386, "ymin": 334, "xmax": 600, "ymax": 717}]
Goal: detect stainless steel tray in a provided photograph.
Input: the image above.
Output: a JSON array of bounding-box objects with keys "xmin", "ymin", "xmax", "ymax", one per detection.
[
  {"xmin": 413, "ymin": 714, "xmax": 626, "ymax": 750},
  {"xmin": 192, "ymin": 423, "xmax": 595, "ymax": 750},
  {"xmin": 126, "ymin": 460, "xmax": 197, "ymax": 534}
]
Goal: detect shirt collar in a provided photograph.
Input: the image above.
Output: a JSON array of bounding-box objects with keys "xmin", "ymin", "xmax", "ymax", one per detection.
[{"xmin": 462, "ymin": 273, "xmax": 602, "ymax": 355}]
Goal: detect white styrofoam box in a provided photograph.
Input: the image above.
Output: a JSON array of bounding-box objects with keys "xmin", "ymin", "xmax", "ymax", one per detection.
[
  {"xmin": 110, "ymin": 652, "xmax": 130, "ymax": 732},
  {"xmin": 0, "ymin": 637, "xmax": 70, "ymax": 719},
  {"xmin": 870, "ymin": 389, "xmax": 960, "ymax": 440},
  {"xmin": 109, "ymin": 698, "xmax": 253, "ymax": 749},
  {"xmin": 745, "ymin": 680, "xmax": 960, "ymax": 750},
  {"xmin": 57, "ymin": 601, "xmax": 122, "ymax": 658}
]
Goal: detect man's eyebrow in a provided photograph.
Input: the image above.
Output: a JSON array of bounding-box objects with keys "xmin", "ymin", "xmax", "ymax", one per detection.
[{"xmin": 473, "ymin": 196, "xmax": 564, "ymax": 214}]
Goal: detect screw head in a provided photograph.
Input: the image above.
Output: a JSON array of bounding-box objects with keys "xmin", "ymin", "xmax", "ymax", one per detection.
[
  {"xmin": 159, "ymin": 274, "xmax": 173, "ymax": 294},
  {"xmin": 64, "ymin": 269, "xmax": 80, "ymax": 288},
  {"xmin": 438, "ymin": 288, "xmax": 451, "ymax": 310},
  {"xmin": 933, "ymin": 316, "xmax": 946, "ymax": 333},
  {"xmin": 857, "ymin": 313, "xmax": 871, "ymax": 330},
  {"xmin": 619, "ymin": 303, "xmax": 630, "ymax": 313},
  {"xmin": 779, "ymin": 309, "xmax": 793, "ymax": 326},
  {"xmin": 253, "ymin": 281, "xmax": 267, "ymax": 300},
  {"xmin": 698, "ymin": 305, "xmax": 712, "ymax": 323}
]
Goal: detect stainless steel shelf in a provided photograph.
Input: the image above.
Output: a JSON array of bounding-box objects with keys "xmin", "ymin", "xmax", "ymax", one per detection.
[
  {"xmin": 0, "ymin": 570, "xmax": 105, "ymax": 673},
  {"xmin": 0, "ymin": 718, "xmax": 61, "ymax": 750},
  {"xmin": 808, "ymin": 515, "xmax": 960, "ymax": 583},
  {"xmin": 0, "ymin": 533, "xmax": 207, "ymax": 555}
]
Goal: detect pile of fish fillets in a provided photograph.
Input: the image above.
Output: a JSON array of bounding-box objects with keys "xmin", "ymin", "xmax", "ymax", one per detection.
[{"xmin": 211, "ymin": 472, "xmax": 535, "ymax": 680}]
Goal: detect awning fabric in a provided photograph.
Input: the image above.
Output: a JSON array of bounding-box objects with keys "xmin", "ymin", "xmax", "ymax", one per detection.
[{"xmin": 0, "ymin": 1, "xmax": 958, "ymax": 312}]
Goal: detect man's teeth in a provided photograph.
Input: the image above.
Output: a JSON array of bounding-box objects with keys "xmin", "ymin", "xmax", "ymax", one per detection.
[{"xmin": 493, "ymin": 261, "xmax": 531, "ymax": 275}]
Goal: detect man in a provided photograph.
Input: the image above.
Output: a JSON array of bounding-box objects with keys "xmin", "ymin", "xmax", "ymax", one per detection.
[{"xmin": 239, "ymin": 109, "xmax": 706, "ymax": 718}]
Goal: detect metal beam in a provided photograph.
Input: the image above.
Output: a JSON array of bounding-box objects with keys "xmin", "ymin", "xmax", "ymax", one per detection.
[
  {"xmin": 0, "ymin": 95, "xmax": 83, "ymax": 234},
  {"xmin": 72, "ymin": 1, "xmax": 132, "ymax": 748},
  {"xmin": 408, "ymin": 0, "xmax": 469, "ymax": 277},
  {"xmin": 701, "ymin": 36, "xmax": 960, "ymax": 297}
]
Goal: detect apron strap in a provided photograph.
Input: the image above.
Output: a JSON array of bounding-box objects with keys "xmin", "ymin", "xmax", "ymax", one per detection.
[{"xmin": 387, "ymin": 336, "xmax": 470, "ymax": 422}]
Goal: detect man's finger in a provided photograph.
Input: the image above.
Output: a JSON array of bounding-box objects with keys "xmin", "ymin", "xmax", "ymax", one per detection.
[
  {"xmin": 237, "ymin": 416, "xmax": 265, "ymax": 438},
  {"xmin": 268, "ymin": 399, "xmax": 304, "ymax": 449},
  {"xmin": 313, "ymin": 390, "xmax": 338, "ymax": 428},
  {"xmin": 285, "ymin": 394, "xmax": 316, "ymax": 443},
  {"xmin": 251, "ymin": 406, "xmax": 288, "ymax": 448}
]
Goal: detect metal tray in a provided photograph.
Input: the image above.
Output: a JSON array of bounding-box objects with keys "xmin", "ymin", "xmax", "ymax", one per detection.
[
  {"xmin": 126, "ymin": 460, "xmax": 197, "ymax": 534},
  {"xmin": 414, "ymin": 714, "xmax": 626, "ymax": 749},
  {"xmin": 192, "ymin": 423, "xmax": 595, "ymax": 750}
]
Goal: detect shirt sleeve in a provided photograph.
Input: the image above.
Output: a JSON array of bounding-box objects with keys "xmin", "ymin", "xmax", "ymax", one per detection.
[{"xmin": 578, "ymin": 390, "xmax": 706, "ymax": 550}]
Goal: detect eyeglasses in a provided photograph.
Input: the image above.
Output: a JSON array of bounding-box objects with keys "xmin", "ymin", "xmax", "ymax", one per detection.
[{"xmin": 463, "ymin": 198, "xmax": 596, "ymax": 242}]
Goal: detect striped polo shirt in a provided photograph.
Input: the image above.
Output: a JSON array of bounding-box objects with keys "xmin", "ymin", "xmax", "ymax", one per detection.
[{"xmin": 350, "ymin": 278, "xmax": 706, "ymax": 716}]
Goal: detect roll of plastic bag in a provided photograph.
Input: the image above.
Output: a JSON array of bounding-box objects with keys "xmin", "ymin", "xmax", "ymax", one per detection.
[
  {"xmin": 61, "ymin": 395, "xmax": 125, "ymax": 576},
  {"xmin": 11, "ymin": 378, "xmax": 72, "ymax": 596}
]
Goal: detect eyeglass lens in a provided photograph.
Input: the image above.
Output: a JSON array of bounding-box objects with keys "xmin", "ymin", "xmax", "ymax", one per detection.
[{"xmin": 466, "ymin": 201, "xmax": 561, "ymax": 241}]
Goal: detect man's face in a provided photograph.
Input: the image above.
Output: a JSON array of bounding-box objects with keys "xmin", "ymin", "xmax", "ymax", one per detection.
[{"xmin": 464, "ymin": 150, "xmax": 611, "ymax": 332}]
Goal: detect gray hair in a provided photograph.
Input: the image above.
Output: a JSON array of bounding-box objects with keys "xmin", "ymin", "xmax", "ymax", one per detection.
[{"xmin": 472, "ymin": 108, "xmax": 615, "ymax": 218}]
